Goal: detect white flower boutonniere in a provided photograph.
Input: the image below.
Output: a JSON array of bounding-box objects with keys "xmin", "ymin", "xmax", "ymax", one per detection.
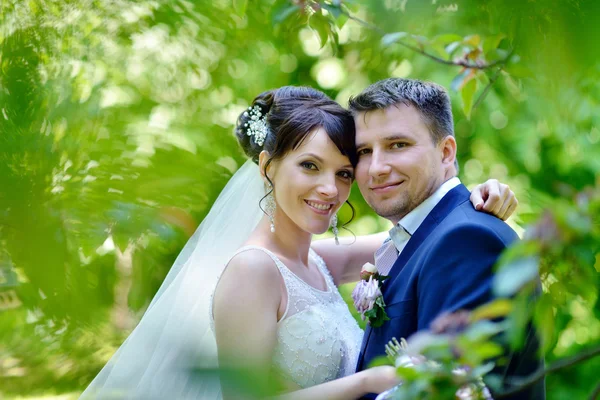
[{"xmin": 351, "ymin": 262, "xmax": 390, "ymax": 328}]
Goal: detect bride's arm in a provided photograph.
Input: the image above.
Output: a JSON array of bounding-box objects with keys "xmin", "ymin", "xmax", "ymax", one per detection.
[
  {"xmin": 213, "ymin": 251, "xmax": 280, "ymax": 399},
  {"xmin": 313, "ymin": 179, "xmax": 518, "ymax": 286},
  {"xmin": 274, "ymin": 367, "xmax": 398, "ymax": 400},
  {"xmin": 311, "ymin": 232, "xmax": 387, "ymax": 286},
  {"xmin": 213, "ymin": 250, "xmax": 397, "ymax": 400}
]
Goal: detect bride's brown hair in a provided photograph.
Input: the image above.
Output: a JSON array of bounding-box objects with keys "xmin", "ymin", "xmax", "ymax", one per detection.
[{"xmin": 235, "ymin": 86, "xmax": 357, "ymax": 226}]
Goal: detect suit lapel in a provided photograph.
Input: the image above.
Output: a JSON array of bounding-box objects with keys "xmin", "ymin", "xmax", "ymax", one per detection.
[
  {"xmin": 382, "ymin": 184, "xmax": 471, "ymax": 299},
  {"xmin": 358, "ymin": 185, "xmax": 471, "ymax": 371}
]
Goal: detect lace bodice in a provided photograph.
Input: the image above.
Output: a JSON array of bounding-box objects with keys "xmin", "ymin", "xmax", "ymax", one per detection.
[{"xmin": 210, "ymin": 245, "xmax": 364, "ymax": 390}]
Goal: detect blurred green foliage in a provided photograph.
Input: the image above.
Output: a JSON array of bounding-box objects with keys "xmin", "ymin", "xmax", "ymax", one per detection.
[{"xmin": 0, "ymin": 0, "xmax": 599, "ymax": 398}]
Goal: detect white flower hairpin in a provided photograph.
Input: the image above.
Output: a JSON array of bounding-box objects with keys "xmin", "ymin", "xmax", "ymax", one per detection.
[{"xmin": 243, "ymin": 105, "xmax": 269, "ymax": 146}]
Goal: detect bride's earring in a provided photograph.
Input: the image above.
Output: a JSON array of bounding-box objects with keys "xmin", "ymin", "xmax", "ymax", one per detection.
[
  {"xmin": 331, "ymin": 214, "xmax": 339, "ymax": 245},
  {"xmin": 265, "ymin": 185, "xmax": 276, "ymax": 233}
]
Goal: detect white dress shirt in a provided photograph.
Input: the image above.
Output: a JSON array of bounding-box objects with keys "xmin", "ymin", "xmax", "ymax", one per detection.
[{"xmin": 389, "ymin": 177, "xmax": 462, "ymax": 253}]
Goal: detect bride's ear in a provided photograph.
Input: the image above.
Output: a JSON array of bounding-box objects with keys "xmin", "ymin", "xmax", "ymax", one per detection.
[{"xmin": 258, "ymin": 150, "xmax": 272, "ymax": 182}]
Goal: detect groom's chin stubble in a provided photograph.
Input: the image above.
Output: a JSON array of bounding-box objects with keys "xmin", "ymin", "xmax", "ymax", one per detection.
[{"xmin": 370, "ymin": 197, "xmax": 411, "ymax": 223}]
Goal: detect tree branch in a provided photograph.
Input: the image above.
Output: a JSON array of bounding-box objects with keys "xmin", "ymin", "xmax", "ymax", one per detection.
[
  {"xmin": 590, "ymin": 381, "xmax": 600, "ymax": 400},
  {"xmin": 495, "ymin": 344, "xmax": 600, "ymax": 399},
  {"xmin": 472, "ymin": 67, "xmax": 504, "ymax": 110},
  {"xmin": 334, "ymin": 5, "xmax": 512, "ymax": 70}
]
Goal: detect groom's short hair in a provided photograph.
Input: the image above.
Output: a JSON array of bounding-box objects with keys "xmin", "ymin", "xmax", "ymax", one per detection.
[{"xmin": 348, "ymin": 78, "xmax": 454, "ymax": 145}]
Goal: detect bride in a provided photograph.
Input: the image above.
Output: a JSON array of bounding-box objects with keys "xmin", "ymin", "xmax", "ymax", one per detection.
[{"xmin": 81, "ymin": 86, "xmax": 517, "ymax": 399}]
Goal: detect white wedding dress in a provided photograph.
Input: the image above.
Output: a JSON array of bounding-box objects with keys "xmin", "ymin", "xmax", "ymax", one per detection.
[
  {"xmin": 81, "ymin": 161, "xmax": 364, "ymax": 399},
  {"xmin": 212, "ymin": 245, "xmax": 364, "ymax": 390}
]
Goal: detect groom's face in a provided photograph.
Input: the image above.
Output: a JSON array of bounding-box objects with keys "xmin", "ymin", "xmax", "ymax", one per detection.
[{"xmin": 354, "ymin": 103, "xmax": 447, "ymax": 224}]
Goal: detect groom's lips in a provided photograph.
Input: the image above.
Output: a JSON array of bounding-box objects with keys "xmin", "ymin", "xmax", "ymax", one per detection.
[{"xmin": 371, "ymin": 182, "xmax": 403, "ymax": 194}]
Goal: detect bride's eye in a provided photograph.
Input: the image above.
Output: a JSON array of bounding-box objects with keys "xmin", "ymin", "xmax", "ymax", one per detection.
[{"xmin": 300, "ymin": 161, "xmax": 318, "ymax": 171}]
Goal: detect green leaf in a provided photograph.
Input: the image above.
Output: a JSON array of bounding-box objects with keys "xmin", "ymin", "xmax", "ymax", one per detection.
[
  {"xmin": 343, "ymin": 0, "xmax": 360, "ymax": 13},
  {"xmin": 472, "ymin": 361, "xmax": 496, "ymax": 377},
  {"xmin": 505, "ymin": 63, "xmax": 536, "ymax": 79},
  {"xmin": 322, "ymin": 3, "xmax": 342, "ymax": 19},
  {"xmin": 233, "ymin": 0, "xmax": 248, "ymax": 17},
  {"xmin": 29, "ymin": 0, "xmax": 40, "ymax": 15},
  {"xmin": 484, "ymin": 374, "xmax": 504, "ymax": 392},
  {"xmin": 309, "ymin": 12, "xmax": 331, "ymax": 49},
  {"xmin": 483, "ymin": 33, "xmax": 506, "ymax": 56},
  {"xmin": 381, "ymin": 32, "xmax": 408, "ymax": 47},
  {"xmin": 451, "ymin": 68, "xmax": 473, "ymax": 91},
  {"xmin": 533, "ymin": 295, "xmax": 556, "ymax": 354},
  {"xmin": 493, "ymin": 257, "xmax": 539, "ymax": 297},
  {"xmin": 432, "ymin": 33, "xmax": 463, "ymax": 46},
  {"xmin": 272, "ymin": 4, "xmax": 300, "ymax": 25},
  {"xmin": 486, "ymin": 48, "xmax": 510, "ymax": 63},
  {"xmin": 463, "ymin": 34, "xmax": 481, "ymax": 48},
  {"xmin": 411, "ymin": 35, "xmax": 429, "ymax": 50},
  {"xmin": 445, "ymin": 41, "xmax": 462, "ymax": 56},
  {"xmin": 335, "ymin": 12, "xmax": 348, "ymax": 29},
  {"xmin": 330, "ymin": 29, "xmax": 340, "ymax": 54},
  {"xmin": 368, "ymin": 355, "xmax": 393, "ymax": 367},
  {"xmin": 471, "ymin": 341, "xmax": 505, "ymax": 361},
  {"xmin": 461, "ymin": 77, "xmax": 477, "ymax": 119},
  {"xmin": 429, "ymin": 43, "xmax": 449, "ymax": 60},
  {"xmin": 111, "ymin": 231, "xmax": 131, "ymax": 253},
  {"xmin": 464, "ymin": 320, "xmax": 505, "ymax": 342},
  {"xmin": 472, "ymin": 298, "xmax": 513, "ymax": 321},
  {"xmin": 396, "ymin": 366, "xmax": 419, "ymax": 381},
  {"xmin": 506, "ymin": 292, "xmax": 534, "ymax": 350}
]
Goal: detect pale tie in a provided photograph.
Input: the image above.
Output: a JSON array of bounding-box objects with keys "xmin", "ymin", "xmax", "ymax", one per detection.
[{"xmin": 374, "ymin": 238, "xmax": 399, "ymax": 276}]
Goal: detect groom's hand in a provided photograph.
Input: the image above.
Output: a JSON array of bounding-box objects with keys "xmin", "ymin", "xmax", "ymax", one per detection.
[{"xmin": 470, "ymin": 179, "xmax": 518, "ymax": 220}]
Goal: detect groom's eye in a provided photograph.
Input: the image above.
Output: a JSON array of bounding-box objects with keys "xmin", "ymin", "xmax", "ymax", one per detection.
[
  {"xmin": 391, "ymin": 142, "xmax": 407, "ymax": 149},
  {"xmin": 357, "ymin": 148, "xmax": 371, "ymax": 157}
]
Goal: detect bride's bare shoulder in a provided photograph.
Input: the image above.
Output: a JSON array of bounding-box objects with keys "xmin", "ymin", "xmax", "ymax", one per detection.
[
  {"xmin": 213, "ymin": 247, "xmax": 282, "ymax": 327},
  {"xmin": 216, "ymin": 247, "xmax": 281, "ymax": 298}
]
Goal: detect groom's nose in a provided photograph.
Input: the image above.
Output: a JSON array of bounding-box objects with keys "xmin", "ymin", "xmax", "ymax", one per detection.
[{"xmin": 369, "ymin": 148, "xmax": 392, "ymax": 178}]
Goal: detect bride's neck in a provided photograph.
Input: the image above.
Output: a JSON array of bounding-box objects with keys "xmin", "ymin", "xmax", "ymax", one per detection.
[{"xmin": 253, "ymin": 216, "xmax": 312, "ymax": 264}]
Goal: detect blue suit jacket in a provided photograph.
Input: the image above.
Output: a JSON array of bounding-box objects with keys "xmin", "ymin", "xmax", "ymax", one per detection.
[{"xmin": 356, "ymin": 184, "xmax": 544, "ymax": 400}]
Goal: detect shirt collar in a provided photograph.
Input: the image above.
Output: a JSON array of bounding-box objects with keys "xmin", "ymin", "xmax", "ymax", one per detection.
[{"xmin": 389, "ymin": 177, "xmax": 461, "ymax": 251}]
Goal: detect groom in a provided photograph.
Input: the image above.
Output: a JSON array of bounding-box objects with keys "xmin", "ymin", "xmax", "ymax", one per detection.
[{"xmin": 350, "ymin": 78, "xmax": 544, "ymax": 399}]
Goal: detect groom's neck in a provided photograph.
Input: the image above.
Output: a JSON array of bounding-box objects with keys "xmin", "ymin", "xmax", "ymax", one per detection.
[
  {"xmin": 387, "ymin": 172, "xmax": 456, "ymax": 226},
  {"xmin": 445, "ymin": 165, "xmax": 457, "ymax": 181}
]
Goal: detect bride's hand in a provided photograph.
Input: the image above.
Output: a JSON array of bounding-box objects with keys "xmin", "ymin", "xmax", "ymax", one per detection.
[
  {"xmin": 470, "ymin": 179, "xmax": 518, "ymax": 220},
  {"xmin": 364, "ymin": 365, "xmax": 400, "ymax": 394}
]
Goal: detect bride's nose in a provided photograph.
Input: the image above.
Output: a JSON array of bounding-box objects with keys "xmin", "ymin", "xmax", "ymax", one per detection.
[{"xmin": 317, "ymin": 173, "xmax": 338, "ymax": 199}]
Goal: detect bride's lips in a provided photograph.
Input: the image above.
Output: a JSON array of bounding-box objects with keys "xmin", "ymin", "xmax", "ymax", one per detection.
[
  {"xmin": 304, "ymin": 199, "xmax": 334, "ymax": 215},
  {"xmin": 371, "ymin": 181, "xmax": 403, "ymax": 194}
]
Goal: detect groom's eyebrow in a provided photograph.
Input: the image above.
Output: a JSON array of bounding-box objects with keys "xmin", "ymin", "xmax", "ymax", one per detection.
[
  {"xmin": 384, "ymin": 133, "xmax": 412, "ymax": 141},
  {"xmin": 356, "ymin": 133, "xmax": 412, "ymax": 149}
]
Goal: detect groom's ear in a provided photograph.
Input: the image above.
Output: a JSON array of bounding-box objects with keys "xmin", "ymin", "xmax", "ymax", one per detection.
[{"xmin": 439, "ymin": 135, "xmax": 457, "ymax": 170}]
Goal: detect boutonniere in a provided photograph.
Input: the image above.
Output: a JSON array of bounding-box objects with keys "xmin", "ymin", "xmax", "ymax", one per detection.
[{"xmin": 351, "ymin": 263, "xmax": 390, "ymax": 328}]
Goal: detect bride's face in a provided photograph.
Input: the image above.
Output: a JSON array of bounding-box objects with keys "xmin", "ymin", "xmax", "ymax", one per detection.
[{"xmin": 268, "ymin": 127, "xmax": 354, "ymax": 235}]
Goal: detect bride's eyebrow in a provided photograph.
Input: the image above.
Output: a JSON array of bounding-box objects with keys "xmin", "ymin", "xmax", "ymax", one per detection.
[{"xmin": 297, "ymin": 152, "xmax": 325, "ymax": 162}]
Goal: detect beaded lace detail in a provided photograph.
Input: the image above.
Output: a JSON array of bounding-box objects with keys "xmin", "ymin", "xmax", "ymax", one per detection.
[{"xmin": 210, "ymin": 245, "xmax": 364, "ymax": 389}]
